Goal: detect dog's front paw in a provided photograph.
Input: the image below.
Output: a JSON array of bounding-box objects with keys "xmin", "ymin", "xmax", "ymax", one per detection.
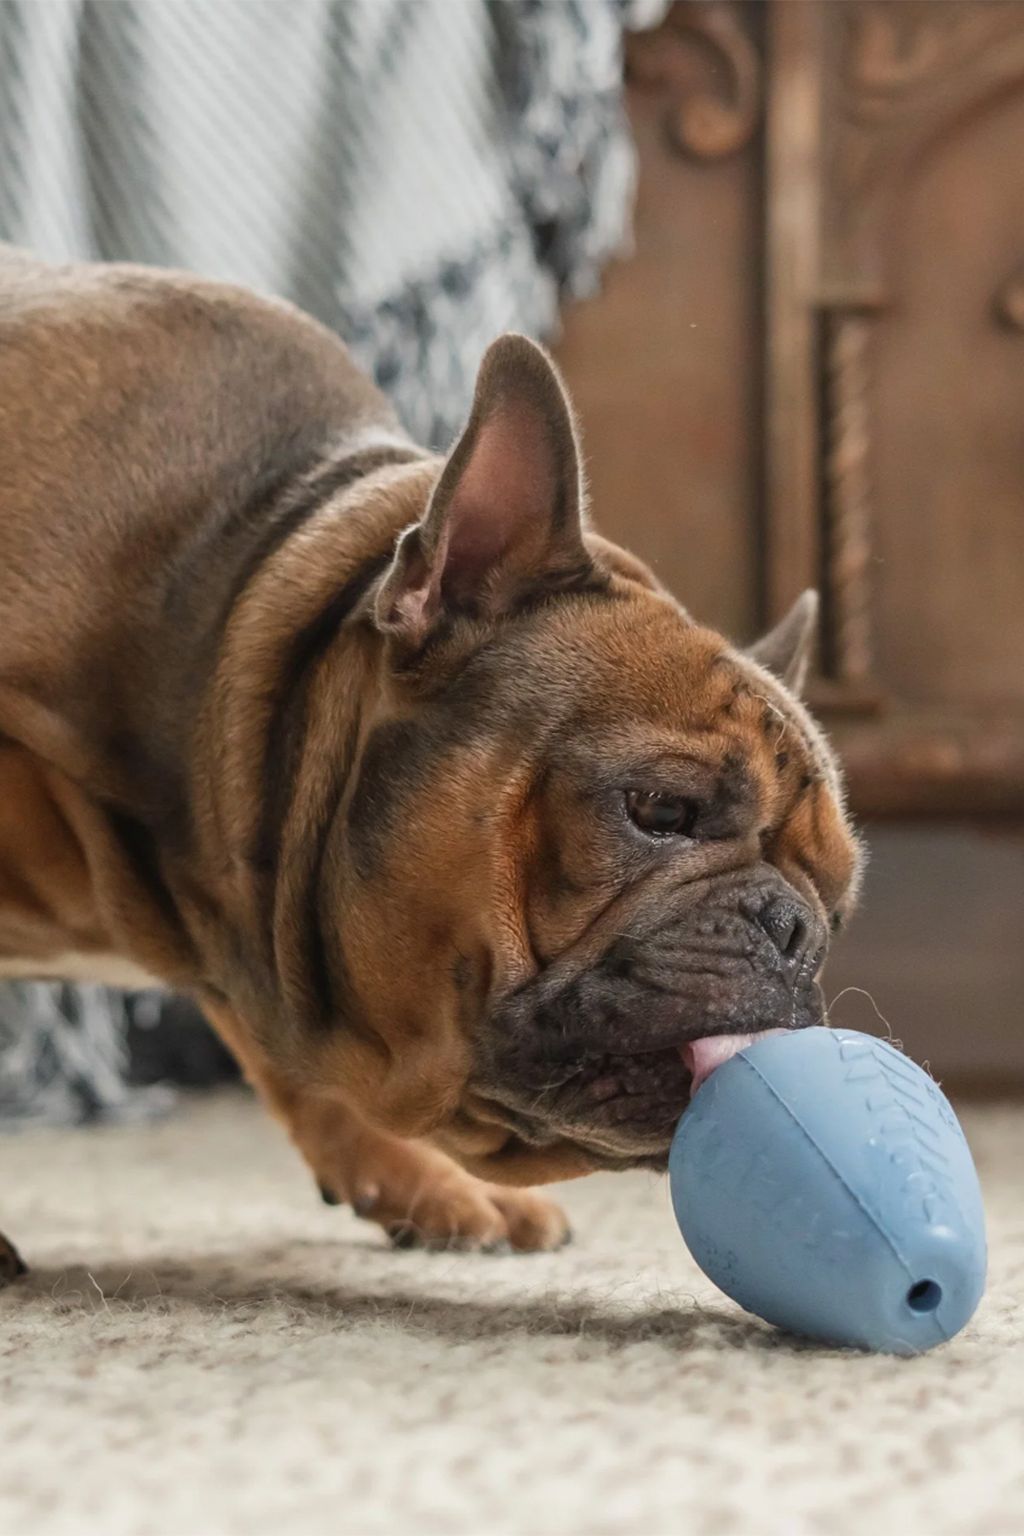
[
  {"xmin": 368, "ymin": 1175, "xmax": 571, "ymax": 1254},
  {"xmin": 0, "ymin": 1231, "xmax": 27, "ymax": 1285},
  {"xmin": 316, "ymin": 1131, "xmax": 570, "ymax": 1254}
]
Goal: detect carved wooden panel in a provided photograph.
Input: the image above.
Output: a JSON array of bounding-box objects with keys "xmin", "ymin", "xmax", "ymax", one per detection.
[
  {"xmin": 869, "ymin": 85, "xmax": 1024, "ymax": 709},
  {"xmin": 820, "ymin": 1, "xmax": 1024, "ymax": 301},
  {"xmin": 769, "ymin": 0, "xmax": 1024, "ymax": 814}
]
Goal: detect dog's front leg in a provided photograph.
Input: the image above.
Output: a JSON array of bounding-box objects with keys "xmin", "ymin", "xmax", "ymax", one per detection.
[{"xmin": 203, "ymin": 1001, "xmax": 569, "ymax": 1253}]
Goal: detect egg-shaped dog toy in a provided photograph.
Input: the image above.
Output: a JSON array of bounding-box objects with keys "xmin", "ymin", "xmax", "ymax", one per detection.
[{"xmin": 669, "ymin": 1028, "xmax": 986, "ymax": 1354}]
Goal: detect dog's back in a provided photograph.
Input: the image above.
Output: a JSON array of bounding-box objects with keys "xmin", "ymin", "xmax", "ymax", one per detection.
[
  {"xmin": 0, "ymin": 248, "xmax": 419, "ymax": 823},
  {"xmin": 0, "ymin": 245, "xmax": 391, "ymax": 741}
]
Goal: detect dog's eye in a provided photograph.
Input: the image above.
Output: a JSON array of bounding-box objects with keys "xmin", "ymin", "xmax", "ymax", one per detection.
[{"xmin": 626, "ymin": 790, "xmax": 700, "ymax": 838}]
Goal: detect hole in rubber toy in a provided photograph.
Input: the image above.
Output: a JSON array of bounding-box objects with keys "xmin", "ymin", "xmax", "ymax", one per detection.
[{"xmin": 905, "ymin": 1279, "xmax": 942, "ymax": 1314}]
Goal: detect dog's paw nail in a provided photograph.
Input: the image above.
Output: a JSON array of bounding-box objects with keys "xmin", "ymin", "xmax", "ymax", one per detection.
[
  {"xmin": 482, "ymin": 1238, "xmax": 513, "ymax": 1256},
  {"xmin": 352, "ymin": 1187, "xmax": 380, "ymax": 1218},
  {"xmin": 0, "ymin": 1236, "xmax": 27, "ymax": 1284},
  {"xmin": 387, "ymin": 1221, "xmax": 422, "ymax": 1250},
  {"xmin": 317, "ymin": 1182, "xmax": 342, "ymax": 1207}
]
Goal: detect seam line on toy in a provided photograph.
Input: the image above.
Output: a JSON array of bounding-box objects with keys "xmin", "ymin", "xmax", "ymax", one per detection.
[{"xmin": 738, "ymin": 1054, "xmax": 915, "ymax": 1281}]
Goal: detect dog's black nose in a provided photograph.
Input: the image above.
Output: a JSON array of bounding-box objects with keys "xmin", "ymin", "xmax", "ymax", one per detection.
[{"xmin": 757, "ymin": 896, "xmax": 814, "ymax": 973}]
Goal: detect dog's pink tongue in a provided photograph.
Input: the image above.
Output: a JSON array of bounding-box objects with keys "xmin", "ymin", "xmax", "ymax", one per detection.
[{"xmin": 681, "ymin": 1029, "xmax": 789, "ymax": 1097}]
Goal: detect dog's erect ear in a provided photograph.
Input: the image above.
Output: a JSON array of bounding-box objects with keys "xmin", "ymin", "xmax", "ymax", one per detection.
[
  {"xmin": 376, "ymin": 334, "xmax": 592, "ymax": 646},
  {"xmin": 748, "ymin": 590, "xmax": 819, "ymax": 695}
]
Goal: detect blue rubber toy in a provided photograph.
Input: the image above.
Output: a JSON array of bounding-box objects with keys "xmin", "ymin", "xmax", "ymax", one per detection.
[{"xmin": 668, "ymin": 1028, "xmax": 986, "ymax": 1354}]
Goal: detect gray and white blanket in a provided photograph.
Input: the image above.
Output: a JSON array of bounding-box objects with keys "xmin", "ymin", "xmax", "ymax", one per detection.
[{"xmin": 0, "ymin": 0, "xmax": 665, "ymax": 1124}]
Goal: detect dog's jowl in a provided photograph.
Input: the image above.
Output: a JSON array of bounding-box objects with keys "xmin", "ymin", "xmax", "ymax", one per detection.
[{"xmin": 0, "ymin": 243, "xmax": 862, "ymax": 1263}]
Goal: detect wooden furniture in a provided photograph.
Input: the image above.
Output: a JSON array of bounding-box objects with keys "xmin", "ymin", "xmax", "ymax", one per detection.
[{"xmin": 557, "ymin": 0, "xmax": 1024, "ymax": 821}]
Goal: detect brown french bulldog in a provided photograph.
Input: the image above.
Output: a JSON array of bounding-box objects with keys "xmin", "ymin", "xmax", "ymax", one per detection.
[{"xmin": 0, "ymin": 244, "xmax": 861, "ymax": 1277}]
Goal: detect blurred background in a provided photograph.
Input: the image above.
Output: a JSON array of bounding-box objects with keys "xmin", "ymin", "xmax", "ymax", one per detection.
[{"xmin": 1, "ymin": 0, "xmax": 1022, "ymax": 1128}]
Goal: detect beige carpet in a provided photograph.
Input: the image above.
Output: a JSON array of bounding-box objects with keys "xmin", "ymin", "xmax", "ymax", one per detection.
[{"xmin": 2, "ymin": 1090, "xmax": 1022, "ymax": 1536}]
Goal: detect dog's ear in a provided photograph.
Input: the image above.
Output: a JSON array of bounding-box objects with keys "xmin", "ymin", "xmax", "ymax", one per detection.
[
  {"xmin": 748, "ymin": 591, "xmax": 818, "ymax": 696},
  {"xmin": 376, "ymin": 334, "xmax": 592, "ymax": 646}
]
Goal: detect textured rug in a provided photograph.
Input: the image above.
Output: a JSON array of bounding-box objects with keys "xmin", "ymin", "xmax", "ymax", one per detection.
[{"xmin": 2, "ymin": 1091, "xmax": 1022, "ymax": 1536}]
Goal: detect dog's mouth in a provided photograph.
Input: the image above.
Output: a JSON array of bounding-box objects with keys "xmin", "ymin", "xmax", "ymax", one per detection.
[
  {"xmin": 474, "ymin": 1026, "xmax": 796, "ymax": 1170},
  {"xmin": 471, "ymin": 904, "xmax": 828, "ymax": 1168}
]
